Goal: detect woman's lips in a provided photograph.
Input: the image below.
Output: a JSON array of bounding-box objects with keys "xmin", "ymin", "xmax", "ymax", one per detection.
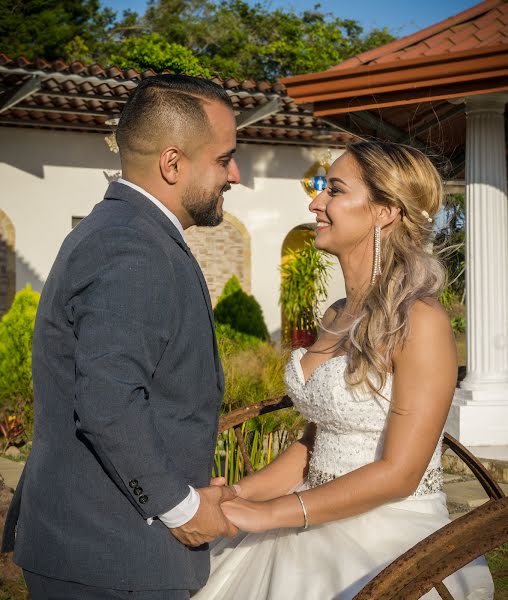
[{"xmin": 316, "ymin": 221, "xmax": 330, "ymax": 231}]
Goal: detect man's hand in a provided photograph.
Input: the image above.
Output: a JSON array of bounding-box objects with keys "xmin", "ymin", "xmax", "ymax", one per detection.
[{"xmin": 170, "ymin": 485, "xmax": 239, "ymax": 547}]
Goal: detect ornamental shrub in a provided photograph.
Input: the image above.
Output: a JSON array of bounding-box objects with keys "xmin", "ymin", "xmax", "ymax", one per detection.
[
  {"xmin": 215, "ymin": 323, "xmax": 261, "ymax": 353},
  {"xmin": 0, "ymin": 285, "xmax": 40, "ymax": 436},
  {"xmin": 214, "ymin": 276, "xmax": 269, "ymax": 342}
]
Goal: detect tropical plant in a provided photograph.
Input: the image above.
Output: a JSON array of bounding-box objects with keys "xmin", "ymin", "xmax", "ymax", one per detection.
[
  {"xmin": 279, "ymin": 240, "xmax": 333, "ymax": 338},
  {"xmin": 213, "ymin": 408, "xmax": 304, "ymax": 485}
]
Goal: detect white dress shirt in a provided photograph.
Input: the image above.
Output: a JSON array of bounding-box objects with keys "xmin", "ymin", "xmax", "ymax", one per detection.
[{"xmin": 117, "ymin": 178, "xmax": 200, "ymax": 528}]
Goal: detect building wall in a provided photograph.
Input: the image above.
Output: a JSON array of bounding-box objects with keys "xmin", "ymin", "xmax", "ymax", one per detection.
[
  {"xmin": 186, "ymin": 212, "xmax": 251, "ymax": 304},
  {"xmin": 0, "ymin": 127, "xmax": 345, "ymax": 333},
  {"xmin": 0, "ymin": 209, "xmax": 15, "ymax": 313}
]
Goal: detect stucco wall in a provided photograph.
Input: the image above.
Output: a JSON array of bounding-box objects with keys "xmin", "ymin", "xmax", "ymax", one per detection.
[{"xmin": 0, "ymin": 126, "xmax": 345, "ymax": 334}]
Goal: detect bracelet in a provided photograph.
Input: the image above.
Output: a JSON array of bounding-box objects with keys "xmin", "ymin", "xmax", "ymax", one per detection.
[{"xmin": 293, "ymin": 491, "xmax": 309, "ymax": 530}]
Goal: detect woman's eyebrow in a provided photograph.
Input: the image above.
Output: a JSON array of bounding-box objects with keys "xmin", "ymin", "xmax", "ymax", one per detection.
[{"xmin": 328, "ymin": 177, "xmax": 350, "ymax": 188}]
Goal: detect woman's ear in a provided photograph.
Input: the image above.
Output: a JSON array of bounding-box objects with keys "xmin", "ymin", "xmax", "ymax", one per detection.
[
  {"xmin": 378, "ymin": 204, "xmax": 402, "ymax": 229},
  {"xmin": 159, "ymin": 146, "xmax": 183, "ymax": 185}
]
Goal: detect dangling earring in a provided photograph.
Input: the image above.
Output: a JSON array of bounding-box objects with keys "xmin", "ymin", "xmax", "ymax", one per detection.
[{"xmin": 370, "ymin": 224, "xmax": 382, "ymax": 286}]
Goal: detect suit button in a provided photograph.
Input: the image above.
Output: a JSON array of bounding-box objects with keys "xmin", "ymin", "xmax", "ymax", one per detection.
[
  {"xmin": 133, "ymin": 487, "xmax": 143, "ymax": 496},
  {"xmin": 129, "ymin": 480, "xmax": 138, "ymax": 488},
  {"xmin": 139, "ymin": 495, "xmax": 148, "ymax": 504}
]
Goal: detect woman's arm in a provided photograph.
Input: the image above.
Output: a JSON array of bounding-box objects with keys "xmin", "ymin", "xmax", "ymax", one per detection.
[
  {"xmin": 236, "ymin": 423, "xmax": 316, "ymax": 501},
  {"xmin": 223, "ymin": 300, "xmax": 457, "ymax": 531}
]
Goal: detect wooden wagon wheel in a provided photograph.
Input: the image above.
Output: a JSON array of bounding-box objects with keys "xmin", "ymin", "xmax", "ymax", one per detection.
[
  {"xmin": 219, "ymin": 398, "xmax": 505, "ymax": 599},
  {"xmin": 442, "ymin": 432, "xmax": 504, "ymax": 500},
  {"xmin": 352, "ymin": 496, "xmax": 508, "ymax": 600}
]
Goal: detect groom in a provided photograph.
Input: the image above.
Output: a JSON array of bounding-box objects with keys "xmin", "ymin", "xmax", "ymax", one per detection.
[{"xmin": 1, "ymin": 74, "xmax": 241, "ymax": 598}]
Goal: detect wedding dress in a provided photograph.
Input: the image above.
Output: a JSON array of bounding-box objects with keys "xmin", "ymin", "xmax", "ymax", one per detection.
[{"xmin": 193, "ymin": 348, "xmax": 494, "ymax": 599}]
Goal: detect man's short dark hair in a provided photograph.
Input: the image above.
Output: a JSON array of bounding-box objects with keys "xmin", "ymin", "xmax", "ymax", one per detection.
[{"xmin": 116, "ymin": 74, "xmax": 233, "ymax": 158}]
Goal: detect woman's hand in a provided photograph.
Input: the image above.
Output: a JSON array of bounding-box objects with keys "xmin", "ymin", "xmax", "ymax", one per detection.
[{"xmin": 221, "ymin": 497, "xmax": 274, "ymax": 533}]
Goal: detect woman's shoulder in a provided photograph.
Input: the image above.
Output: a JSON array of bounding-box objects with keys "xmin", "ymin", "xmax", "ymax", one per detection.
[
  {"xmin": 395, "ymin": 296, "xmax": 455, "ymax": 363},
  {"xmin": 410, "ymin": 297, "xmax": 450, "ymax": 328}
]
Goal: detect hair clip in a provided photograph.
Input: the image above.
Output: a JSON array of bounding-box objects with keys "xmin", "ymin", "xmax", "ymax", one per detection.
[{"xmin": 421, "ymin": 210, "xmax": 432, "ymax": 223}]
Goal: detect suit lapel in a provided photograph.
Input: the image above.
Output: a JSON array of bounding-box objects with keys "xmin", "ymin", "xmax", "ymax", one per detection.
[
  {"xmin": 184, "ymin": 248, "xmax": 214, "ymax": 328},
  {"xmin": 185, "ymin": 248, "xmax": 224, "ymax": 391}
]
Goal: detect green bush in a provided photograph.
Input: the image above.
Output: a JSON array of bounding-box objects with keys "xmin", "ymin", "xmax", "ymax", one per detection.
[
  {"xmin": 216, "ymin": 275, "xmax": 242, "ymax": 303},
  {"xmin": 215, "ymin": 323, "xmax": 262, "ymax": 353},
  {"xmin": 214, "ymin": 276, "xmax": 270, "ymax": 341},
  {"xmin": 0, "ymin": 285, "xmax": 40, "ymax": 436}
]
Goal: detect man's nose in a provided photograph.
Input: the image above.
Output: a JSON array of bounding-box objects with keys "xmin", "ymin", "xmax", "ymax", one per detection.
[{"xmin": 228, "ymin": 158, "xmax": 241, "ymax": 184}]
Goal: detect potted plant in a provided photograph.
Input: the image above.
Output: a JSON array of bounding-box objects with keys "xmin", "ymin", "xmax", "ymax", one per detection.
[{"xmin": 279, "ymin": 240, "xmax": 332, "ymax": 348}]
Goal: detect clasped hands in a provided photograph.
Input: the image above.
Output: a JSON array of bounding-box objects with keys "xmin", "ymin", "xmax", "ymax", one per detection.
[{"xmin": 170, "ymin": 477, "xmax": 271, "ymax": 547}]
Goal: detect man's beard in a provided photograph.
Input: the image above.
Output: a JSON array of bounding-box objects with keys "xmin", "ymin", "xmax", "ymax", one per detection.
[{"xmin": 183, "ymin": 182, "xmax": 231, "ymax": 227}]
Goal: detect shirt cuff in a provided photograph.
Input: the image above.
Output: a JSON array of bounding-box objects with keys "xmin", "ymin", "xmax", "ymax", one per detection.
[{"xmin": 146, "ymin": 486, "xmax": 200, "ymax": 528}]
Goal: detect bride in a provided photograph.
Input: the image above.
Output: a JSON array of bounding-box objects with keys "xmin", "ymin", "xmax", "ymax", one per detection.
[{"xmin": 193, "ymin": 140, "xmax": 494, "ymax": 600}]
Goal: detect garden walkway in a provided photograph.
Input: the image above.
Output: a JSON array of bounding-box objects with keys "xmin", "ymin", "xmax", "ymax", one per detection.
[{"xmin": 0, "ymin": 457, "xmax": 23, "ymax": 491}]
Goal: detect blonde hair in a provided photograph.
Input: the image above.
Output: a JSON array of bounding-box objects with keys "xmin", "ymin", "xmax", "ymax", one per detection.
[{"xmin": 340, "ymin": 140, "xmax": 446, "ymax": 394}]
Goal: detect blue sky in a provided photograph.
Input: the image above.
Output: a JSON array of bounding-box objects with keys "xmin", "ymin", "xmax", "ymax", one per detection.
[{"xmin": 100, "ymin": 0, "xmax": 477, "ymax": 37}]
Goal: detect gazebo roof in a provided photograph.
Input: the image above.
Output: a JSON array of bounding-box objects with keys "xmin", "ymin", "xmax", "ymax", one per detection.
[
  {"xmin": 0, "ymin": 53, "xmax": 353, "ymax": 148},
  {"xmin": 333, "ymin": 0, "xmax": 508, "ymax": 68},
  {"xmin": 282, "ymin": 0, "xmax": 508, "ymax": 178}
]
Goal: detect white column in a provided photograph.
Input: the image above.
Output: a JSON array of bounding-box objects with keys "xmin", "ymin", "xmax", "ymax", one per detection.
[{"xmin": 448, "ymin": 93, "xmax": 508, "ymax": 446}]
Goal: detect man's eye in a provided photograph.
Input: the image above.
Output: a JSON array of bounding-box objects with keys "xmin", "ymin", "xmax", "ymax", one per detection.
[{"xmin": 220, "ymin": 159, "xmax": 231, "ymax": 167}]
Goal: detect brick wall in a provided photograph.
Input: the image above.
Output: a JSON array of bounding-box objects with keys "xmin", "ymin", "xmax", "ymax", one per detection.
[
  {"xmin": 186, "ymin": 213, "xmax": 251, "ymax": 306},
  {"xmin": 0, "ymin": 210, "xmax": 15, "ymax": 315}
]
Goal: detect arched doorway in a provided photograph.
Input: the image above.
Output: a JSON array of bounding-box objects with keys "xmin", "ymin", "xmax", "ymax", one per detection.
[
  {"xmin": 0, "ymin": 210, "xmax": 15, "ymax": 315},
  {"xmin": 280, "ymin": 224, "xmax": 345, "ymax": 343},
  {"xmin": 186, "ymin": 212, "xmax": 251, "ymax": 305}
]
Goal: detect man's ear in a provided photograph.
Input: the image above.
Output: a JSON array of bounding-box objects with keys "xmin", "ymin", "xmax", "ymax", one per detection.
[
  {"xmin": 378, "ymin": 204, "xmax": 401, "ymax": 229},
  {"xmin": 159, "ymin": 146, "xmax": 183, "ymax": 185}
]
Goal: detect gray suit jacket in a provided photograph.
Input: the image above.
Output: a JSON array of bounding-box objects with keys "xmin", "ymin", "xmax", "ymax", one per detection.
[{"xmin": 1, "ymin": 182, "xmax": 224, "ymax": 591}]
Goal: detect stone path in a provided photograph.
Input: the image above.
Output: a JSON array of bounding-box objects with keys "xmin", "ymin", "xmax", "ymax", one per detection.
[
  {"xmin": 444, "ymin": 472, "xmax": 508, "ymax": 519},
  {"xmin": 0, "ymin": 457, "xmax": 24, "ymax": 491}
]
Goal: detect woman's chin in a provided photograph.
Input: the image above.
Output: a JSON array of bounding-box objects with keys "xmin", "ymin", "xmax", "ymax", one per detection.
[{"xmin": 314, "ymin": 234, "xmax": 329, "ymax": 251}]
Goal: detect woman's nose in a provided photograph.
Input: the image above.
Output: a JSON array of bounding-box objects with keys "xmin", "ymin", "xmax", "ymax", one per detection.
[{"xmin": 309, "ymin": 189, "xmax": 327, "ymax": 214}]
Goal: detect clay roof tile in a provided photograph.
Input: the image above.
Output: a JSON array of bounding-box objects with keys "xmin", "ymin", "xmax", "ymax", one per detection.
[{"xmin": 330, "ymin": 0, "xmax": 506, "ymax": 68}]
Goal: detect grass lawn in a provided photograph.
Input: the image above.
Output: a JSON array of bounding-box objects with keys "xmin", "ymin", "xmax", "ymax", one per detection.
[{"xmin": 488, "ymin": 543, "xmax": 508, "ymax": 599}]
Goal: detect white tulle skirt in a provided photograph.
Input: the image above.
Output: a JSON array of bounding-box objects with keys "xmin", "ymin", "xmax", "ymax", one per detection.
[{"xmin": 192, "ymin": 492, "xmax": 494, "ymax": 600}]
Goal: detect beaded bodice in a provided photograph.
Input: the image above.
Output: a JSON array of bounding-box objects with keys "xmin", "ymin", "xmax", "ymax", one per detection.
[{"xmin": 285, "ymin": 348, "xmax": 443, "ymax": 497}]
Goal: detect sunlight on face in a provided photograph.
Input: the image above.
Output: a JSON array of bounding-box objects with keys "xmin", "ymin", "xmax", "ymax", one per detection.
[
  {"xmin": 182, "ymin": 101, "xmax": 240, "ymax": 226},
  {"xmin": 309, "ymin": 152, "xmax": 374, "ymax": 258}
]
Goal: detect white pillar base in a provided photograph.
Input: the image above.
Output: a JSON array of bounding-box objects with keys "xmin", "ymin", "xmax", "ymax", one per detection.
[{"xmin": 446, "ymin": 387, "xmax": 508, "ymax": 445}]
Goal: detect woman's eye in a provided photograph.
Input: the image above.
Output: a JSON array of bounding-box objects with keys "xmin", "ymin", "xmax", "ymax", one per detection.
[{"xmin": 328, "ymin": 187, "xmax": 342, "ymax": 196}]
